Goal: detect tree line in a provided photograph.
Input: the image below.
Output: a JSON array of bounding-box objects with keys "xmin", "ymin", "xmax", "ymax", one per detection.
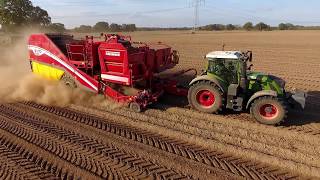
[
  {"xmin": 31, "ymin": 22, "xmax": 137, "ymax": 33},
  {"xmin": 1, "ymin": 0, "xmax": 320, "ymax": 33},
  {"xmin": 199, "ymin": 22, "xmax": 320, "ymax": 31},
  {"xmin": 0, "ymin": 0, "xmax": 137, "ymax": 33},
  {"xmin": 73, "ymin": 22, "xmax": 136, "ymax": 33},
  {"xmin": 199, "ymin": 22, "xmax": 272, "ymax": 31}
]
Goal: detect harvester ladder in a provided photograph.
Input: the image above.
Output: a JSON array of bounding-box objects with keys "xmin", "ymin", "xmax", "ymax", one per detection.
[
  {"xmin": 66, "ymin": 44, "xmax": 86, "ymax": 62},
  {"xmin": 85, "ymin": 39, "xmax": 94, "ymax": 76},
  {"xmin": 66, "ymin": 43, "xmax": 93, "ymax": 75}
]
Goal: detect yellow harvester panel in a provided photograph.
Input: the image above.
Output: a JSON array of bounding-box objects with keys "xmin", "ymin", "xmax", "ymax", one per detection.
[{"xmin": 31, "ymin": 61, "xmax": 65, "ymax": 80}]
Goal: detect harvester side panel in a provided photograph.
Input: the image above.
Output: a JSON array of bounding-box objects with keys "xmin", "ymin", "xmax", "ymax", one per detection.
[
  {"xmin": 98, "ymin": 42, "xmax": 130, "ymax": 85},
  {"xmin": 28, "ymin": 34, "xmax": 99, "ymax": 92}
]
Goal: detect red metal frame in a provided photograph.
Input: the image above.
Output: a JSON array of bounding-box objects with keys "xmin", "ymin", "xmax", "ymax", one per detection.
[{"xmin": 28, "ymin": 33, "xmax": 191, "ymax": 109}]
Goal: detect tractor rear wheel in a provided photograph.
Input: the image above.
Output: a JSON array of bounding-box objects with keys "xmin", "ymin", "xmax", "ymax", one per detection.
[
  {"xmin": 250, "ymin": 96, "xmax": 287, "ymax": 125},
  {"xmin": 188, "ymin": 81, "xmax": 223, "ymax": 113}
]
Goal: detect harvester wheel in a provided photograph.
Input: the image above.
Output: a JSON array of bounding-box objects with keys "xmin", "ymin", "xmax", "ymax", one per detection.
[
  {"xmin": 188, "ymin": 81, "xmax": 223, "ymax": 113},
  {"xmin": 250, "ymin": 96, "xmax": 287, "ymax": 125},
  {"xmin": 61, "ymin": 74, "xmax": 77, "ymax": 88},
  {"xmin": 129, "ymin": 102, "xmax": 142, "ymax": 113}
]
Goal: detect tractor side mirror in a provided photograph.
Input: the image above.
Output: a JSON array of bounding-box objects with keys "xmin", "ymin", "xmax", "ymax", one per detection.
[{"xmin": 245, "ymin": 51, "xmax": 253, "ymax": 62}]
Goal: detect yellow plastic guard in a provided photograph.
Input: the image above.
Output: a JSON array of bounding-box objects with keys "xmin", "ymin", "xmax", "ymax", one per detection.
[{"xmin": 31, "ymin": 61, "xmax": 65, "ymax": 80}]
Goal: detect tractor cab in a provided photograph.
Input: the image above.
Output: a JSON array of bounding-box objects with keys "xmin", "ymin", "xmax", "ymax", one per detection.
[
  {"xmin": 205, "ymin": 51, "xmax": 251, "ymax": 85},
  {"xmin": 204, "ymin": 51, "xmax": 252, "ymax": 111}
]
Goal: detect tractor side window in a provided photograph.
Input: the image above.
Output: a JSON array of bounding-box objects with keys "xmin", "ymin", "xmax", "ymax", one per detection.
[
  {"xmin": 207, "ymin": 58, "xmax": 225, "ymax": 74},
  {"xmin": 207, "ymin": 58, "xmax": 238, "ymax": 84},
  {"xmin": 207, "ymin": 59, "xmax": 217, "ymax": 73},
  {"xmin": 208, "ymin": 58, "xmax": 228, "ymax": 80},
  {"xmin": 224, "ymin": 59, "xmax": 238, "ymax": 84}
]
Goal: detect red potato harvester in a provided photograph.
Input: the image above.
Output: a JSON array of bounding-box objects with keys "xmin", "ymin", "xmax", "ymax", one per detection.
[{"xmin": 28, "ymin": 34, "xmax": 196, "ymax": 111}]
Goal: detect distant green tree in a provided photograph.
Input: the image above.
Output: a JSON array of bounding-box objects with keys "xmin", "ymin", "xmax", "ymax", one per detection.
[
  {"xmin": 255, "ymin": 22, "xmax": 271, "ymax": 31},
  {"xmin": 213, "ymin": 24, "xmax": 225, "ymax": 30},
  {"xmin": 243, "ymin": 22, "xmax": 253, "ymax": 31},
  {"xmin": 279, "ymin": 23, "xmax": 296, "ymax": 30},
  {"xmin": 48, "ymin": 23, "xmax": 66, "ymax": 33},
  {"xmin": 200, "ymin": 24, "xmax": 225, "ymax": 31},
  {"xmin": 109, "ymin": 23, "xmax": 121, "ymax": 32},
  {"xmin": 278, "ymin": 23, "xmax": 287, "ymax": 30},
  {"xmin": 29, "ymin": 6, "xmax": 51, "ymax": 26},
  {"xmin": 226, "ymin": 24, "xmax": 236, "ymax": 30},
  {"xmin": 93, "ymin": 21, "xmax": 109, "ymax": 32},
  {"xmin": 74, "ymin": 25, "xmax": 92, "ymax": 33},
  {"xmin": 121, "ymin": 24, "xmax": 136, "ymax": 32},
  {"xmin": 0, "ymin": 0, "xmax": 51, "ymax": 31},
  {"xmin": 286, "ymin": 23, "xmax": 295, "ymax": 30}
]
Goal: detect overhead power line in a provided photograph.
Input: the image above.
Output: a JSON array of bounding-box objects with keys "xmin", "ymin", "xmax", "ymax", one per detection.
[{"xmin": 191, "ymin": 0, "xmax": 205, "ymax": 31}]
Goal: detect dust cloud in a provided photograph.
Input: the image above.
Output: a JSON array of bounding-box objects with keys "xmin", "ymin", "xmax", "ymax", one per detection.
[{"xmin": 0, "ymin": 32, "xmax": 120, "ymax": 109}]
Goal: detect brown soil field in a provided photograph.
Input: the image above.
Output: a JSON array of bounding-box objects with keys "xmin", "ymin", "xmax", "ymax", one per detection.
[{"xmin": 0, "ymin": 30, "xmax": 319, "ymax": 179}]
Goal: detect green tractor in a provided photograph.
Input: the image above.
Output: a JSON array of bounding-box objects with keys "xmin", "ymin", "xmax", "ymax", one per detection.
[{"xmin": 188, "ymin": 51, "xmax": 306, "ymax": 125}]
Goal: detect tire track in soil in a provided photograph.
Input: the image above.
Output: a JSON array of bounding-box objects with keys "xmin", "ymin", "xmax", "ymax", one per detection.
[
  {"xmin": 0, "ymin": 114, "xmax": 138, "ymax": 179},
  {"xmin": 157, "ymin": 99, "xmax": 320, "ymax": 137},
  {"xmin": 211, "ymin": 111, "xmax": 320, "ymax": 137},
  {"xmin": 197, "ymin": 100, "xmax": 320, "ymax": 137},
  {"xmin": 145, "ymin": 103, "xmax": 320, "ymax": 176},
  {"xmin": 72, "ymin": 103, "xmax": 320, "ymax": 177},
  {"xmin": 20, "ymin": 102, "xmax": 303, "ymax": 180},
  {"xmin": 0, "ymin": 104, "xmax": 192, "ymax": 180},
  {"xmin": 0, "ymin": 135, "xmax": 59, "ymax": 180},
  {"xmin": 143, "ymin": 107, "xmax": 320, "ymax": 161},
  {"xmin": 7, "ymin": 103, "xmax": 225, "ymax": 180},
  {"xmin": 68, "ymin": 100, "xmax": 319, "ymax": 175},
  {"xmin": 0, "ymin": 121, "xmax": 97, "ymax": 180},
  {"xmin": 3, "ymin": 103, "xmax": 239, "ymax": 180}
]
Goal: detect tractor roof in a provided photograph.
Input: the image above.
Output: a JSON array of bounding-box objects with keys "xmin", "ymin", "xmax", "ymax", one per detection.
[{"xmin": 206, "ymin": 51, "xmax": 241, "ymax": 59}]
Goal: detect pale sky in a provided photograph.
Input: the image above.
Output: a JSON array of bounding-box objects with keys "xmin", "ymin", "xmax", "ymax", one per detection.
[{"xmin": 31, "ymin": 0, "xmax": 320, "ymax": 28}]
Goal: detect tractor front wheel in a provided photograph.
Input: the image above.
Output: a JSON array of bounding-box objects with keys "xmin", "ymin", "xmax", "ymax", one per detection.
[
  {"xmin": 188, "ymin": 81, "xmax": 223, "ymax": 113},
  {"xmin": 250, "ymin": 96, "xmax": 287, "ymax": 125}
]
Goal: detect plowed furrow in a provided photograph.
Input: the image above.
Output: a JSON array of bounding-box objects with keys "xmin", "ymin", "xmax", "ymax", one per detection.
[
  {"xmin": 222, "ymin": 112, "xmax": 320, "ymax": 136},
  {"xmin": 0, "ymin": 115, "xmax": 129, "ymax": 179},
  {"xmin": 156, "ymin": 102, "xmax": 320, "ymax": 137},
  {"xmin": 0, "ymin": 104, "xmax": 190, "ymax": 180},
  {"xmin": 21, "ymin": 102, "xmax": 300, "ymax": 180},
  {"xmin": 80, "ymin": 102, "xmax": 320, "ymax": 168},
  {"xmin": 69, "ymin": 103, "xmax": 320, "ymax": 177},
  {"xmin": 0, "ymin": 136, "xmax": 60, "ymax": 180}
]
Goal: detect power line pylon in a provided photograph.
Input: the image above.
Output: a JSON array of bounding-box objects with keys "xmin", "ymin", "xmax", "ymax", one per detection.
[{"xmin": 192, "ymin": 0, "xmax": 205, "ymax": 32}]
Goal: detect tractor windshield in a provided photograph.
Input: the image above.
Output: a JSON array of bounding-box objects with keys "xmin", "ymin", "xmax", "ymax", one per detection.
[{"xmin": 207, "ymin": 58, "xmax": 239, "ymax": 84}]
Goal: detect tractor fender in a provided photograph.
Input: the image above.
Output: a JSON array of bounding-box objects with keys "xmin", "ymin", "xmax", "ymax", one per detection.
[
  {"xmin": 246, "ymin": 90, "xmax": 278, "ymax": 109},
  {"xmin": 189, "ymin": 75, "xmax": 225, "ymax": 92}
]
